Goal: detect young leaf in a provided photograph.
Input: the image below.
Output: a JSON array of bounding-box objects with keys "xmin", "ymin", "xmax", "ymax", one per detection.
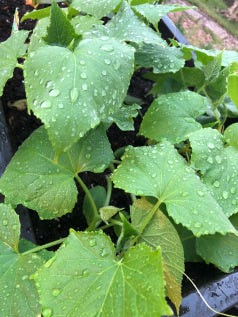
[
  {"xmin": 0, "ymin": 126, "xmax": 113, "ymax": 219},
  {"xmin": 135, "ymin": 43, "xmax": 185, "ymax": 74},
  {"xmin": 132, "ymin": 3, "xmax": 193, "ymax": 31},
  {"xmin": 21, "ymin": 7, "xmax": 51, "ymax": 21},
  {"xmin": 189, "ymin": 128, "xmax": 238, "ymax": 217},
  {"xmin": 0, "ymin": 204, "xmax": 20, "ymax": 251},
  {"xmin": 71, "ymin": 0, "xmax": 121, "ymax": 19},
  {"xmin": 0, "ymin": 31, "xmax": 29, "ymax": 96},
  {"xmin": 24, "ymin": 37, "xmax": 134, "ymax": 152},
  {"xmin": 106, "ymin": 1, "xmax": 166, "ymax": 45},
  {"xmin": 196, "ymin": 233, "xmax": 238, "ymax": 273},
  {"xmin": 140, "ymin": 91, "xmax": 207, "ymax": 143},
  {"xmin": 27, "ymin": 18, "xmax": 49, "ymax": 54},
  {"xmin": 0, "ymin": 242, "xmax": 43, "ymax": 317},
  {"xmin": 202, "ymin": 52, "xmax": 223, "ymax": 82},
  {"xmin": 99, "ymin": 205, "xmax": 122, "ymax": 223},
  {"xmin": 34, "ymin": 230, "xmax": 172, "ymax": 316},
  {"xmin": 224, "ymin": 123, "xmax": 238, "ymax": 149},
  {"xmin": 131, "ymin": 198, "xmax": 184, "ymax": 313},
  {"xmin": 112, "ymin": 143, "xmax": 236, "ymax": 236},
  {"xmin": 43, "ymin": 2, "xmax": 77, "ymax": 47}
]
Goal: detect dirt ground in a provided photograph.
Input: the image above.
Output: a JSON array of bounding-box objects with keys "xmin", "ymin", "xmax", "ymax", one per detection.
[{"xmin": 167, "ymin": 0, "xmax": 238, "ymax": 50}]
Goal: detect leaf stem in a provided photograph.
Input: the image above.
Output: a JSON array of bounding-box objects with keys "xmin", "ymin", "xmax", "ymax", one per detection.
[
  {"xmin": 21, "ymin": 238, "xmax": 65, "ymax": 256},
  {"xmin": 104, "ymin": 176, "xmax": 112, "ymax": 206},
  {"xmin": 75, "ymin": 174, "xmax": 99, "ymax": 230},
  {"xmin": 16, "ymin": 63, "xmax": 23, "ymax": 70}
]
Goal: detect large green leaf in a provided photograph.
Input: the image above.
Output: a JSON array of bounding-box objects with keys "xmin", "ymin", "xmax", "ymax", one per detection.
[
  {"xmin": 140, "ymin": 91, "xmax": 207, "ymax": 143},
  {"xmin": 0, "ymin": 126, "xmax": 113, "ymax": 219},
  {"xmin": 105, "ymin": 1, "xmax": 166, "ymax": 45},
  {"xmin": 71, "ymin": 0, "xmax": 121, "ymax": 18},
  {"xmin": 0, "ymin": 31, "xmax": 29, "ymax": 96},
  {"xmin": 112, "ymin": 143, "xmax": 236, "ymax": 236},
  {"xmin": 43, "ymin": 1, "xmax": 77, "ymax": 47},
  {"xmin": 34, "ymin": 230, "xmax": 172, "ymax": 317},
  {"xmin": 131, "ymin": 198, "xmax": 184, "ymax": 314},
  {"xmin": 132, "ymin": 3, "xmax": 192, "ymax": 30},
  {"xmin": 0, "ymin": 204, "xmax": 20, "ymax": 251},
  {"xmin": 189, "ymin": 128, "xmax": 238, "ymax": 217},
  {"xmin": 135, "ymin": 43, "xmax": 185, "ymax": 74},
  {"xmin": 24, "ymin": 37, "xmax": 134, "ymax": 152},
  {"xmin": 0, "ymin": 242, "xmax": 43, "ymax": 317},
  {"xmin": 27, "ymin": 18, "xmax": 49, "ymax": 53},
  {"xmin": 196, "ymin": 233, "xmax": 238, "ymax": 272}
]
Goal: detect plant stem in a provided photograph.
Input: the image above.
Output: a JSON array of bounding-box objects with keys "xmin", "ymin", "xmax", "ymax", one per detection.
[
  {"xmin": 75, "ymin": 174, "xmax": 99, "ymax": 230},
  {"xmin": 104, "ymin": 176, "xmax": 112, "ymax": 206},
  {"xmin": 21, "ymin": 238, "xmax": 65, "ymax": 256}
]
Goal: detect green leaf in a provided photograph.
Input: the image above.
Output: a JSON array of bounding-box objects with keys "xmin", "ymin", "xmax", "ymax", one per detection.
[
  {"xmin": 205, "ymin": 67, "xmax": 229, "ymax": 104},
  {"xmin": 224, "ymin": 123, "xmax": 238, "ymax": 149},
  {"xmin": 0, "ymin": 31, "xmax": 29, "ymax": 96},
  {"xmin": 0, "ymin": 242, "xmax": 43, "ymax": 317},
  {"xmin": 27, "ymin": 18, "xmax": 49, "ymax": 53},
  {"xmin": 116, "ymin": 212, "xmax": 138, "ymax": 251},
  {"xmin": 34, "ymin": 230, "xmax": 172, "ymax": 317},
  {"xmin": 228, "ymin": 63, "xmax": 238, "ymax": 108},
  {"xmin": 112, "ymin": 142, "xmax": 236, "ymax": 236},
  {"xmin": 83, "ymin": 186, "xmax": 106, "ymax": 225},
  {"xmin": 135, "ymin": 43, "xmax": 185, "ymax": 74},
  {"xmin": 99, "ymin": 205, "xmax": 121, "ymax": 223},
  {"xmin": 131, "ymin": 198, "xmax": 184, "ymax": 313},
  {"xmin": 189, "ymin": 128, "xmax": 238, "ymax": 217},
  {"xmin": 104, "ymin": 104, "xmax": 140, "ymax": 131},
  {"xmin": 221, "ymin": 50, "xmax": 238, "ymax": 67},
  {"xmin": 106, "ymin": 1, "xmax": 166, "ymax": 45},
  {"xmin": 140, "ymin": 91, "xmax": 207, "ymax": 143},
  {"xmin": 21, "ymin": 7, "xmax": 51, "ymax": 21},
  {"xmin": 133, "ymin": 3, "xmax": 193, "ymax": 30},
  {"xmin": 43, "ymin": 1, "xmax": 77, "ymax": 47},
  {"xmin": 24, "ymin": 37, "xmax": 134, "ymax": 152},
  {"xmin": 202, "ymin": 52, "xmax": 222, "ymax": 82},
  {"xmin": 196, "ymin": 233, "xmax": 238, "ymax": 272},
  {"xmin": 18, "ymin": 239, "xmax": 54, "ymax": 261},
  {"xmin": 71, "ymin": 15, "xmax": 102, "ymax": 35},
  {"xmin": 71, "ymin": 0, "xmax": 121, "ymax": 18},
  {"xmin": 0, "ymin": 125, "xmax": 113, "ymax": 219},
  {"xmin": 0, "ymin": 204, "xmax": 20, "ymax": 251}
]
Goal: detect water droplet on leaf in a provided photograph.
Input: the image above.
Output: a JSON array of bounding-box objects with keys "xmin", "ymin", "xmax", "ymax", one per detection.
[{"xmin": 70, "ymin": 87, "xmax": 79, "ymax": 103}]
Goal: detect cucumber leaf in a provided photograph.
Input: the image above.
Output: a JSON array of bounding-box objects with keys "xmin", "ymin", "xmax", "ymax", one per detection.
[
  {"xmin": 71, "ymin": 0, "xmax": 121, "ymax": 18},
  {"xmin": 0, "ymin": 126, "xmax": 113, "ymax": 219},
  {"xmin": 135, "ymin": 42, "xmax": 185, "ymax": 74},
  {"xmin": 34, "ymin": 230, "xmax": 172, "ymax": 316},
  {"xmin": 189, "ymin": 128, "xmax": 238, "ymax": 217},
  {"xmin": 112, "ymin": 142, "xmax": 236, "ymax": 236},
  {"xmin": 24, "ymin": 37, "xmax": 134, "ymax": 152},
  {"xmin": 131, "ymin": 198, "xmax": 184, "ymax": 313},
  {"xmin": 0, "ymin": 242, "xmax": 43, "ymax": 317},
  {"xmin": 140, "ymin": 91, "xmax": 207, "ymax": 143},
  {"xmin": 0, "ymin": 31, "xmax": 29, "ymax": 96},
  {"xmin": 0, "ymin": 204, "xmax": 20, "ymax": 251}
]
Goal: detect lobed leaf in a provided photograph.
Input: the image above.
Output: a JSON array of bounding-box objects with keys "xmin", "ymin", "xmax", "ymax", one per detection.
[
  {"xmin": 0, "ymin": 31, "xmax": 29, "ymax": 96},
  {"xmin": 24, "ymin": 37, "xmax": 134, "ymax": 152},
  {"xmin": 140, "ymin": 91, "xmax": 207, "ymax": 143},
  {"xmin": 189, "ymin": 128, "xmax": 238, "ymax": 217},
  {"xmin": 0, "ymin": 204, "xmax": 20, "ymax": 251},
  {"xmin": 0, "ymin": 125, "xmax": 113, "ymax": 219},
  {"xmin": 132, "ymin": 3, "xmax": 193, "ymax": 30},
  {"xmin": 34, "ymin": 230, "xmax": 172, "ymax": 317},
  {"xmin": 0, "ymin": 242, "xmax": 43, "ymax": 317},
  {"xmin": 131, "ymin": 198, "xmax": 184, "ymax": 313},
  {"xmin": 196, "ymin": 233, "xmax": 238, "ymax": 273},
  {"xmin": 112, "ymin": 142, "xmax": 236, "ymax": 236},
  {"xmin": 135, "ymin": 42, "xmax": 185, "ymax": 74}
]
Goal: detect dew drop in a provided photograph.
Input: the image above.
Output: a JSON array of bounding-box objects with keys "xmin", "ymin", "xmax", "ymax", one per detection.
[
  {"xmin": 222, "ymin": 191, "xmax": 229, "ymax": 199},
  {"xmin": 100, "ymin": 44, "xmax": 114, "ymax": 52},
  {"xmin": 42, "ymin": 307, "xmax": 53, "ymax": 317},
  {"xmin": 82, "ymin": 269, "xmax": 89, "ymax": 277},
  {"xmin": 41, "ymin": 100, "xmax": 51, "ymax": 109},
  {"xmin": 52, "ymin": 289, "xmax": 61, "ymax": 297},
  {"xmin": 104, "ymin": 58, "xmax": 111, "ymax": 65},
  {"xmin": 207, "ymin": 157, "xmax": 213, "ymax": 164},
  {"xmin": 49, "ymin": 89, "xmax": 60, "ymax": 97},
  {"xmin": 197, "ymin": 191, "xmax": 204, "ymax": 197},
  {"xmin": 58, "ymin": 103, "xmax": 64, "ymax": 109},
  {"xmin": 82, "ymin": 83, "xmax": 88, "ymax": 91},
  {"xmin": 89, "ymin": 239, "xmax": 96, "ymax": 247},
  {"xmin": 70, "ymin": 87, "xmax": 79, "ymax": 103},
  {"xmin": 194, "ymin": 222, "xmax": 201, "ymax": 228},
  {"xmin": 213, "ymin": 181, "xmax": 220, "ymax": 188},
  {"xmin": 207, "ymin": 143, "xmax": 215, "ymax": 149},
  {"xmin": 215, "ymin": 155, "xmax": 222, "ymax": 164},
  {"xmin": 80, "ymin": 72, "xmax": 87, "ymax": 79},
  {"xmin": 2, "ymin": 220, "xmax": 8, "ymax": 226}
]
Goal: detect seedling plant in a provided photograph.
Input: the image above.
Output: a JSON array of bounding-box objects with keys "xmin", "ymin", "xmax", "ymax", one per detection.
[{"xmin": 1, "ymin": 1, "xmax": 238, "ymax": 316}]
